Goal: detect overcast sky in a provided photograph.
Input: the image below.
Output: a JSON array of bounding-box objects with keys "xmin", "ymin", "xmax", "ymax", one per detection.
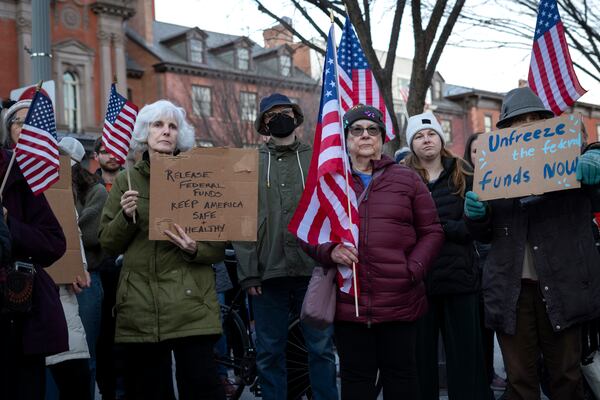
[{"xmin": 154, "ymin": 0, "xmax": 600, "ymax": 104}]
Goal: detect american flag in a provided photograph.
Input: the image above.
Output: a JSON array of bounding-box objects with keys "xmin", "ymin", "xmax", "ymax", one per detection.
[
  {"xmin": 15, "ymin": 90, "xmax": 59, "ymax": 195},
  {"xmin": 102, "ymin": 84, "xmax": 138, "ymax": 164},
  {"xmin": 338, "ymin": 17, "xmax": 395, "ymax": 142},
  {"xmin": 288, "ymin": 25, "xmax": 360, "ymax": 295},
  {"xmin": 528, "ymin": 0, "xmax": 586, "ymax": 115}
]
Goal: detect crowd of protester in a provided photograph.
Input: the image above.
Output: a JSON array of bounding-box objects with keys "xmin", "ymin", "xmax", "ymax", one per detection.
[{"xmin": 1, "ymin": 86, "xmax": 600, "ymax": 400}]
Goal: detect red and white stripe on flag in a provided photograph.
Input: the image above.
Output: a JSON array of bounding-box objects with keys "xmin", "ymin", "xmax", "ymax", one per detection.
[
  {"xmin": 288, "ymin": 25, "xmax": 360, "ymax": 295},
  {"xmin": 338, "ymin": 17, "xmax": 395, "ymax": 142},
  {"xmin": 528, "ymin": 0, "xmax": 586, "ymax": 115},
  {"xmin": 15, "ymin": 91, "xmax": 60, "ymax": 195},
  {"xmin": 102, "ymin": 84, "xmax": 138, "ymax": 164}
]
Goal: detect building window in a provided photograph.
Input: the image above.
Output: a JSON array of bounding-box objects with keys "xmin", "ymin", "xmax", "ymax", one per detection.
[
  {"xmin": 240, "ymin": 92, "xmax": 257, "ymax": 121},
  {"xmin": 280, "ymin": 54, "xmax": 292, "ymax": 77},
  {"xmin": 484, "ymin": 115, "xmax": 493, "ymax": 132},
  {"xmin": 440, "ymin": 119, "xmax": 452, "ymax": 143},
  {"xmin": 432, "ymin": 80, "xmax": 442, "ymax": 100},
  {"xmin": 237, "ymin": 48, "xmax": 250, "ymax": 71},
  {"xmin": 63, "ymin": 71, "xmax": 80, "ymax": 133},
  {"xmin": 596, "ymin": 124, "xmax": 600, "ymax": 141},
  {"xmin": 192, "ymin": 86, "xmax": 212, "ymax": 117},
  {"xmin": 190, "ymin": 39, "xmax": 204, "ymax": 63}
]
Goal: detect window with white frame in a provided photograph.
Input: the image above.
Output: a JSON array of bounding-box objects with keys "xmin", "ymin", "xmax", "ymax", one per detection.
[
  {"xmin": 190, "ymin": 39, "xmax": 204, "ymax": 63},
  {"xmin": 484, "ymin": 115, "xmax": 493, "ymax": 132},
  {"xmin": 280, "ymin": 54, "xmax": 292, "ymax": 77},
  {"xmin": 192, "ymin": 86, "xmax": 212, "ymax": 117},
  {"xmin": 240, "ymin": 92, "xmax": 257, "ymax": 121},
  {"xmin": 440, "ymin": 119, "xmax": 452, "ymax": 143},
  {"xmin": 237, "ymin": 48, "xmax": 250, "ymax": 70},
  {"xmin": 63, "ymin": 71, "xmax": 80, "ymax": 133}
]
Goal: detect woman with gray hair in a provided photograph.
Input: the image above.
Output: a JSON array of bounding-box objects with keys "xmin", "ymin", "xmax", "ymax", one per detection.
[{"xmin": 99, "ymin": 99, "xmax": 226, "ymax": 400}]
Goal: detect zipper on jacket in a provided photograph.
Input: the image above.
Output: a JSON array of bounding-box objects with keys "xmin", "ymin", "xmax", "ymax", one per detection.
[{"xmin": 153, "ymin": 241, "xmax": 160, "ymax": 342}]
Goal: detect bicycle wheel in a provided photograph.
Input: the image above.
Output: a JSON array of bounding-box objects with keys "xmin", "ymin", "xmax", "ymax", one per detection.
[
  {"xmin": 286, "ymin": 318, "xmax": 313, "ymax": 400},
  {"xmin": 217, "ymin": 305, "xmax": 257, "ymax": 400}
]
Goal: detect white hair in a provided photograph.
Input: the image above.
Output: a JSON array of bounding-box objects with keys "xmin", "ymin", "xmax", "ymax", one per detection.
[{"xmin": 131, "ymin": 99, "xmax": 195, "ymax": 153}]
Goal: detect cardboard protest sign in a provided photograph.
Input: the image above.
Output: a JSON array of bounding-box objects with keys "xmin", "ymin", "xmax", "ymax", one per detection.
[
  {"xmin": 45, "ymin": 155, "xmax": 85, "ymax": 284},
  {"xmin": 473, "ymin": 114, "xmax": 582, "ymax": 201},
  {"xmin": 149, "ymin": 148, "xmax": 258, "ymax": 241}
]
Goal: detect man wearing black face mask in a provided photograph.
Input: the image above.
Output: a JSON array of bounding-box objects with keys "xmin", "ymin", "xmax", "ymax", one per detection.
[{"xmin": 233, "ymin": 94, "xmax": 338, "ymax": 400}]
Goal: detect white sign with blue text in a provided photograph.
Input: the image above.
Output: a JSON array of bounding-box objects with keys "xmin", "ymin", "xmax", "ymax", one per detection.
[{"xmin": 473, "ymin": 114, "xmax": 582, "ymax": 201}]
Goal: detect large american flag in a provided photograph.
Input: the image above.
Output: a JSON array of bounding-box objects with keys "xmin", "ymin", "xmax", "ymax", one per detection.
[
  {"xmin": 528, "ymin": 0, "xmax": 586, "ymax": 115},
  {"xmin": 102, "ymin": 84, "xmax": 138, "ymax": 164},
  {"xmin": 288, "ymin": 25, "xmax": 360, "ymax": 295},
  {"xmin": 338, "ymin": 17, "xmax": 395, "ymax": 142},
  {"xmin": 15, "ymin": 90, "xmax": 59, "ymax": 195}
]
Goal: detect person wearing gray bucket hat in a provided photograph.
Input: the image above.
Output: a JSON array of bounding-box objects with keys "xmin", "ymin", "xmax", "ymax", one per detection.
[
  {"xmin": 234, "ymin": 93, "xmax": 338, "ymax": 400},
  {"xmin": 496, "ymin": 87, "xmax": 554, "ymax": 129},
  {"xmin": 464, "ymin": 87, "xmax": 600, "ymax": 399}
]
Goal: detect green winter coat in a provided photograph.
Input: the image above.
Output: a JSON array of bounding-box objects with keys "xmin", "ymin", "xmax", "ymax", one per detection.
[
  {"xmin": 233, "ymin": 138, "xmax": 316, "ymax": 289},
  {"xmin": 99, "ymin": 155, "xmax": 224, "ymax": 343}
]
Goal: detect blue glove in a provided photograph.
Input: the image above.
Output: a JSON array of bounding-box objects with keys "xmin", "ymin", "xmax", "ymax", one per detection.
[
  {"xmin": 464, "ymin": 191, "xmax": 487, "ymax": 220},
  {"xmin": 576, "ymin": 149, "xmax": 600, "ymax": 185}
]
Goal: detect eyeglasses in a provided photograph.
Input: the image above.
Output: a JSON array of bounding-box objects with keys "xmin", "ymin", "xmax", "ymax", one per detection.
[
  {"xmin": 264, "ymin": 108, "xmax": 294, "ymax": 120},
  {"xmin": 10, "ymin": 118, "xmax": 25, "ymax": 128},
  {"xmin": 348, "ymin": 125, "xmax": 381, "ymax": 137}
]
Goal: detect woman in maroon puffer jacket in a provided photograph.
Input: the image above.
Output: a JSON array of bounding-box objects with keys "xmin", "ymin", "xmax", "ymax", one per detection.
[{"xmin": 303, "ymin": 104, "xmax": 444, "ymax": 400}]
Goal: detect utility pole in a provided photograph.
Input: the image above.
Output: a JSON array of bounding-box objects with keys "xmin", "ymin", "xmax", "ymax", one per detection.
[{"xmin": 31, "ymin": 0, "xmax": 52, "ymax": 82}]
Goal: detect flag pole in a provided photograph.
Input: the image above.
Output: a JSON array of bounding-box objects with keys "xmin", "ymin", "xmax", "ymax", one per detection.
[
  {"xmin": 0, "ymin": 80, "xmax": 43, "ymax": 199},
  {"xmin": 330, "ymin": 12, "xmax": 359, "ymax": 318},
  {"xmin": 112, "ymin": 75, "xmax": 136, "ymax": 224}
]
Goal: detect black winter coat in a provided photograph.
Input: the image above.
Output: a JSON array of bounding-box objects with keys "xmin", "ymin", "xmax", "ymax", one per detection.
[
  {"xmin": 425, "ymin": 157, "xmax": 479, "ymax": 296},
  {"xmin": 466, "ymin": 185, "xmax": 600, "ymax": 336}
]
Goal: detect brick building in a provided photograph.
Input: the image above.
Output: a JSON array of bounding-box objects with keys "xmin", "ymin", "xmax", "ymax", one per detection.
[
  {"xmin": 125, "ymin": 3, "xmax": 319, "ymax": 147},
  {"xmin": 0, "ymin": 0, "xmax": 134, "ymax": 143},
  {"xmin": 0, "ymin": 0, "xmax": 319, "ymax": 150}
]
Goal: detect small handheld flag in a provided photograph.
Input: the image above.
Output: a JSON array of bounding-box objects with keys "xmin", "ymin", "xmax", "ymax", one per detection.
[
  {"xmin": 15, "ymin": 88, "xmax": 60, "ymax": 195},
  {"xmin": 102, "ymin": 84, "xmax": 138, "ymax": 164}
]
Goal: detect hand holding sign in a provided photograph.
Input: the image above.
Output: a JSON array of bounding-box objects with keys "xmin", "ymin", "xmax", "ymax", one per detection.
[
  {"xmin": 164, "ymin": 223, "xmax": 198, "ymax": 254},
  {"xmin": 576, "ymin": 149, "xmax": 600, "ymax": 185},
  {"xmin": 464, "ymin": 191, "xmax": 487, "ymax": 220}
]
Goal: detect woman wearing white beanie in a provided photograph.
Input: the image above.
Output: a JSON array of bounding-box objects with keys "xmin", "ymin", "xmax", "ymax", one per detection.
[{"xmin": 404, "ymin": 111, "xmax": 492, "ymax": 400}]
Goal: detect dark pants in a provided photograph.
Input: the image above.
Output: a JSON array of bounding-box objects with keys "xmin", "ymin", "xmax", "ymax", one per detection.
[
  {"xmin": 335, "ymin": 320, "xmax": 419, "ymax": 400},
  {"xmin": 49, "ymin": 358, "xmax": 92, "ymax": 400},
  {"xmin": 123, "ymin": 335, "xmax": 225, "ymax": 400},
  {"xmin": 497, "ymin": 280, "xmax": 584, "ymax": 400},
  {"xmin": 96, "ymin": 265, "xmax": 126, "ymax": 400},
  {"xmin": 0, "ymin": 317, "xmax": 46, "ymax": 400},
  {"xmin": 416, "ymin": 293, "xmax": 492, "ymax": 400},
  {"xmin": 480, "ymin": 295, "xmax": 496, "ymax": 384}
]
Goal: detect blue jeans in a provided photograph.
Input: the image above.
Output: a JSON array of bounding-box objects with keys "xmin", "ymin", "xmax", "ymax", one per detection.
[
  {"xmin": 77, "ymin": 271, "xmax": 104, "ymax": 399},
  {"xmin": 252, "ymin": 277, "xmax": 338, "ymax": 400},
  {"xmin": 215, "ymin": 292, "xmax": 228, "ymax": 378}
]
